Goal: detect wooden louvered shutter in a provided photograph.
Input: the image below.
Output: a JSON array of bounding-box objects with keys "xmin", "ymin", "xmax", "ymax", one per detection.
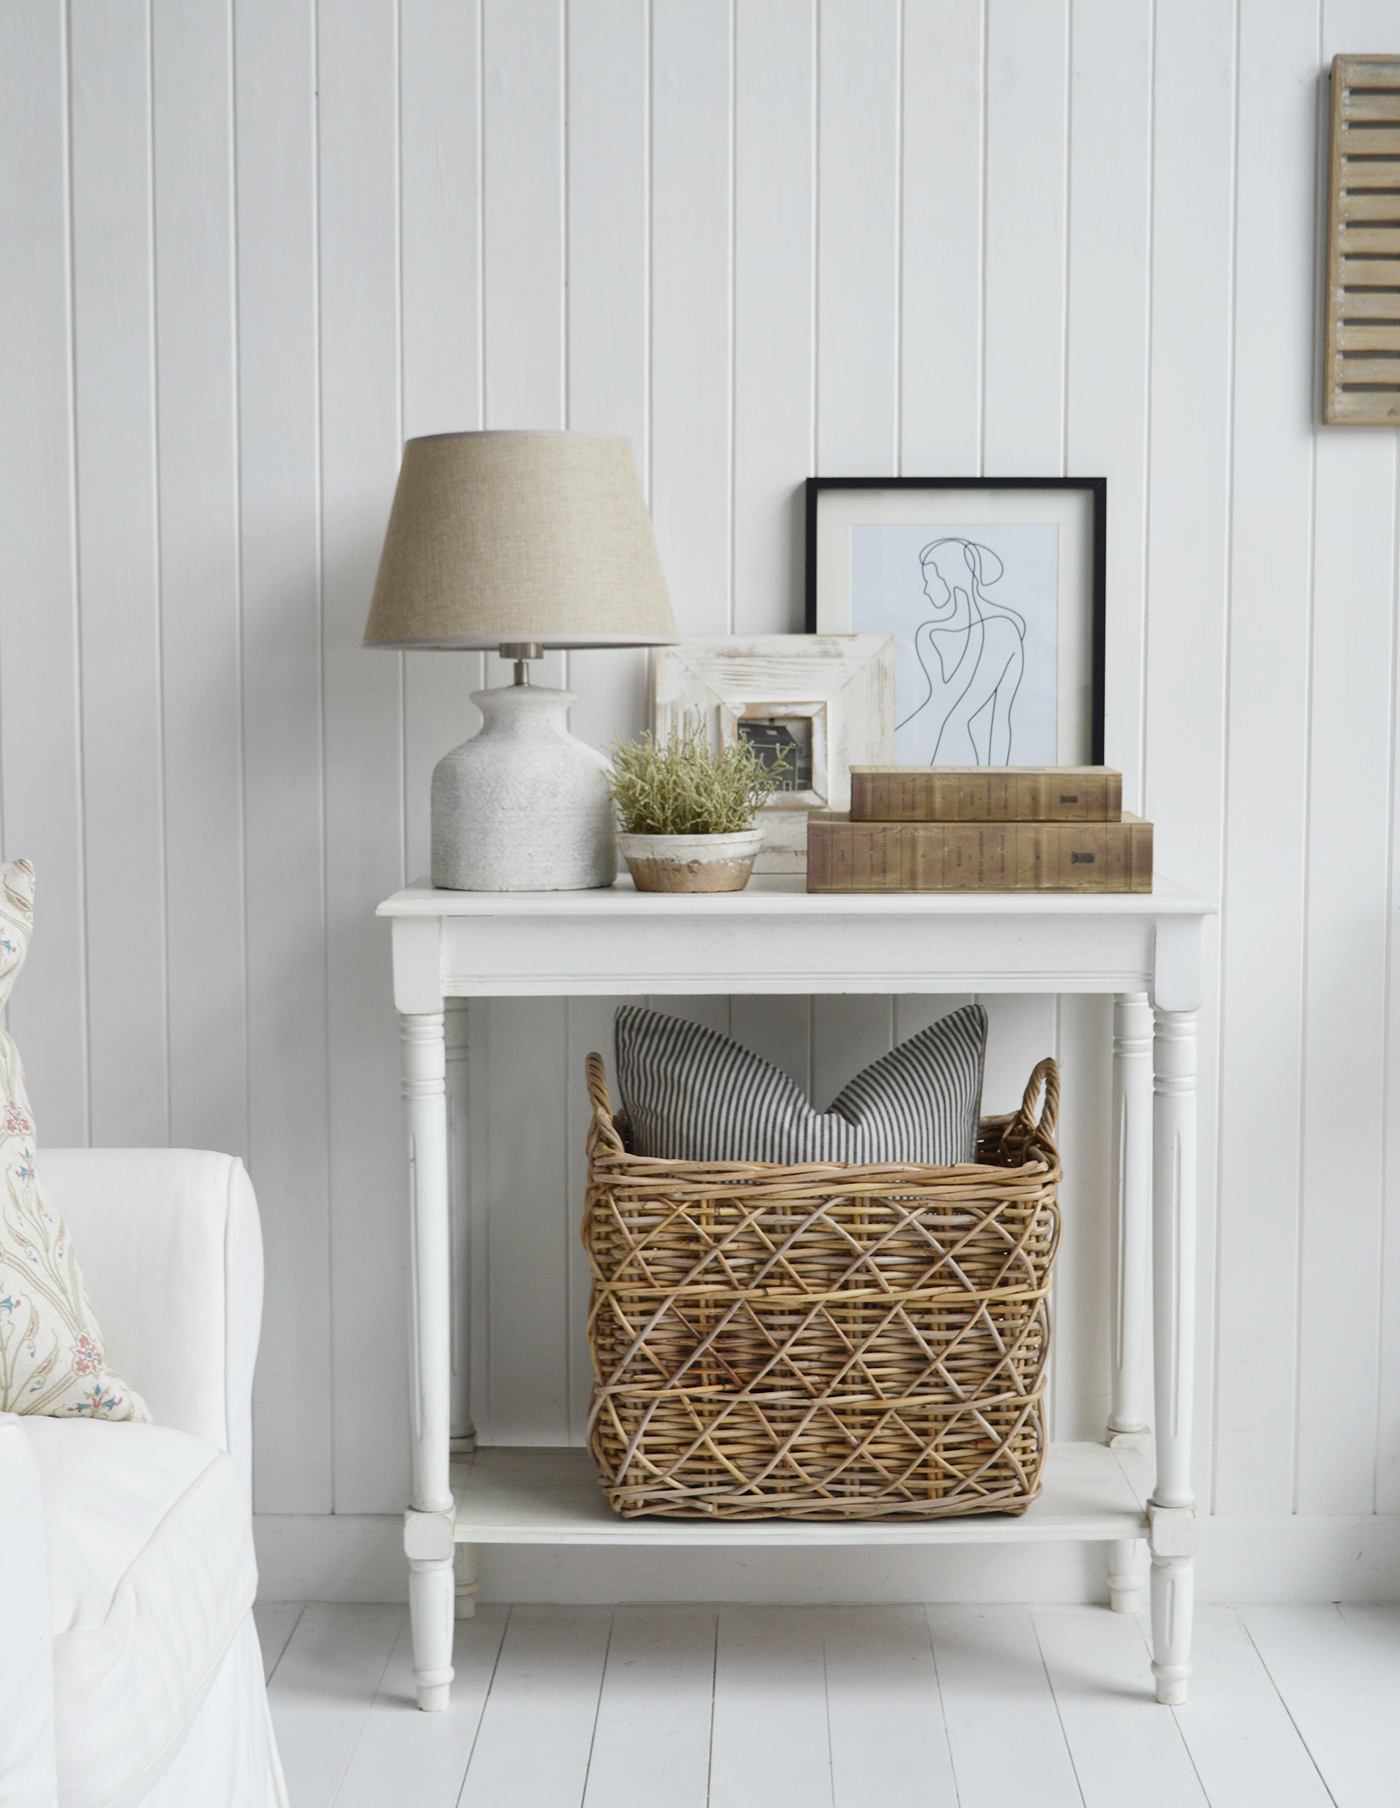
[{"xmin": 1325, "ymin": 55, "xmax": 1400, "ymax": 425}]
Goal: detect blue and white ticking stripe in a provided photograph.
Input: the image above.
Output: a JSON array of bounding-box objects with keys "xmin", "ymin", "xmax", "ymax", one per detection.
[{"xmin": 614, "ymin": 1003, "xmax": 987, "ymax": 1165}]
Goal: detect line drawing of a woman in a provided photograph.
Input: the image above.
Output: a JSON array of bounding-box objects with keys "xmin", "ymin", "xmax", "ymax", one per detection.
[{"xmin": 896, "ymin": 537, "xmax": 1027, "ymax": 765}]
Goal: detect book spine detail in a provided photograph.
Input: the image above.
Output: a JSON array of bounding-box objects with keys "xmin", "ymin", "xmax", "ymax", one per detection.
[
  {"xmin": 849, "ymin": 768, "xmax": 1123, "ymax": 822},
  {"xmin": 807, "ymin": 815, "xmax": 1153, "ymax": 893}
]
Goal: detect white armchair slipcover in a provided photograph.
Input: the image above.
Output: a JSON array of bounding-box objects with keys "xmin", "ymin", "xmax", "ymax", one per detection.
[{"xmin": 0, "ymin": 1149, "xmax": 285, "ymax": 1808}]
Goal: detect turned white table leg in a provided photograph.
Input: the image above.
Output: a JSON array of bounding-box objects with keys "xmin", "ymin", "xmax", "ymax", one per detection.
[
  {"xmin": 445, "ymin": 999, "xmax": 476, "ymax": 1455},
  {"xmin": 1108, "ymin": 993, "xmax": 1153, "ymax": 1613},
  {"xmin": 1149, "ymin": 1007, "xmax": 1199, "ymax": 1705},
  {"xmin": 402, "ymin": 1010, "xmax": 456, "ymax": 1711}
]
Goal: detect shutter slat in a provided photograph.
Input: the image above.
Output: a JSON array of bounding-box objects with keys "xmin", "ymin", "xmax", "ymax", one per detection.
[
  {"xmin": 1339, "ymin": 158, "xmax": 1400, "ymax": 188},
  {"xmin": 1330, "ymin": 388, "xmax": 1400, "ymax": 423},
  {"xmin": 1335, "ymin": 323, "xmax": 1400, "ymax": 351},
  {"xmin": 1338, "ymin": 224, "xmax": 1400, "ymax": 252},
  {"xmin": 1335, "ymin": 257, "xmax": 1400, "ymax": 287},
  {"xmin": 1342, "ymin": 94, "xmax": 1400, "ymax": 122},
  {"xmin": 1338, "ymin": 192, "xmax": 1400, "ymax": 221},
  {"xmin": 1331, "ymin": 355, "xmax": 1400, "ymax": 384},
  {"xmin": 1338, "ymin": 126, "xmax": 1400, "ymax": 155},
  {"xmin": 1332, "ymin": 288, "xmax": 1400, "ymax": 317}
]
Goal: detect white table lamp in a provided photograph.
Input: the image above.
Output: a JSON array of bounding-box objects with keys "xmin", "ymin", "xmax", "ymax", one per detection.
[{"xmin": 365, "ymin": 431, "xmax": 678, "ymax": 890}]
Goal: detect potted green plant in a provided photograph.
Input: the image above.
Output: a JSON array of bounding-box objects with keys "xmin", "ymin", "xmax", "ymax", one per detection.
[{"xmin": 606, "ymin": 728, "xmax": 789, "ymax": 892}]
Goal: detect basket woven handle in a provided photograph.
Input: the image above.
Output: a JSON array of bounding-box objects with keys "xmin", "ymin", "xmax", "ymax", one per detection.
[
  {"xmin": 1013, "ymin": 1057, "xmax": 1059, "ymax": 1140},
  {"xmin": 585, "ymin": 1051, "xmax": 626, "ymax": 1157}
]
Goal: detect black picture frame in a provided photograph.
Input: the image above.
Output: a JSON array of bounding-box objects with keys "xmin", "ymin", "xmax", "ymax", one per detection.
[{"xmin": 804, "ymin": 476, "xmax": 1106, "ymax": 766}]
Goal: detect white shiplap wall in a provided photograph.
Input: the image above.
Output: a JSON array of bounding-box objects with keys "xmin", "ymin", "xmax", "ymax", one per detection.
[{"xmin": 3, "ymin": 0, "xmax": 1399, "ymax": 1601}]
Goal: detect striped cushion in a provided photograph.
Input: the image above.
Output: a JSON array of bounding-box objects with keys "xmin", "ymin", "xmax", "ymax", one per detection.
[{"xmin": 614, "ymin": 1002, "xmax": 986, "ymax": 1164}]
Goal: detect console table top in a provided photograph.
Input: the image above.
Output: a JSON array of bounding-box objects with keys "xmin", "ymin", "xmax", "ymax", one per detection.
[{"xmin": 377, "ymin": 872, "xmax": 1215, "ymax": 920}]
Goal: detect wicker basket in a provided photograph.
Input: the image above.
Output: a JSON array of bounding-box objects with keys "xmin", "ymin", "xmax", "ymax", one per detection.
[{"xmin": 582, "ymin": 1051, "xmax": 1061, "ymax": 1520}]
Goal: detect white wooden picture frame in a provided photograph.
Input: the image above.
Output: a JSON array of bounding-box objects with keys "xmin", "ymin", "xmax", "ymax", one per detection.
[{"xmin": 652, "ymin": 636, "xmax": 895, "ymax": 873}]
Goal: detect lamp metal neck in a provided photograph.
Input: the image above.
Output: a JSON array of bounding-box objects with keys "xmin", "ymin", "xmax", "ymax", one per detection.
[{"xmin": 498, "ymin": 641, "xmax": 545, "ymax": 686}]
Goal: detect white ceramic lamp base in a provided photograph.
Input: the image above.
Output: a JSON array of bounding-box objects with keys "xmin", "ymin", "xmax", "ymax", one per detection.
[{"xmin": 431, "ymin": 685, "xmax": 615, "ymax": 891}]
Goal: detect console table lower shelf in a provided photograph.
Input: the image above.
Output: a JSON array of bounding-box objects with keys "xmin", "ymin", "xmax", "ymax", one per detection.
[{"xmin": 429, "ymin": 1442, "xmax": 1155, "ymax": 1667}]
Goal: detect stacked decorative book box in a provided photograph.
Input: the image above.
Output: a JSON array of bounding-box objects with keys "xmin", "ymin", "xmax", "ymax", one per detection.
[{"xmin": 806, "ymin": 765, "xmax": 1152, "ymax": 893}]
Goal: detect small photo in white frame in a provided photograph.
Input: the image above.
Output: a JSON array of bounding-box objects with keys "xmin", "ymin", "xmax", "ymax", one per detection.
[{"xmin": 652, "ymin": 636, "xmax": 895, "ymax": 874}]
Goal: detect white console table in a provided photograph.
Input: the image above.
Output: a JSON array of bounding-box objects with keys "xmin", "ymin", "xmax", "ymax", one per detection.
[{"xmin": 377, "ymin": 875, "xmax": 1213, "ymax": 1711}]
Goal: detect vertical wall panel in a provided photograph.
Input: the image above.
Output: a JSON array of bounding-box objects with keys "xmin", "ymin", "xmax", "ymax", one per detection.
[
  {"xmin": 651, "ymin": 0, "xmax": 732, "ymax": 633},
  {"xmin": 1306, "ymin": 0, "xmax": 1400, "ymax": 1524},
  {"xmin": 565, "ymin": 994, "xmax": 627, "ymax": 1441},
  {"xmin": 1379, "ymin": 0, "xmax": 1400, "ymax": 1516},
  {"xmin": 399, "ymin": 0, "xmax": 485, "ymax": 1454},
  {"xmin": 1056, "ymin": 0, "xmax": 1154, "ymax": 1450},
  {"xmin": 729, "ymin": 997, "xmax": 812, "ymax": 1097},
  {"xmin": 815, "ymin": 0, "xmax": 900, "ymax": 475},
  {"xmin": 0, "ymin": 5, "xmax": 87, "ymax": 1144},
  {"xmin": 401, "ymin": 0, "xmax": 484, "ymax": 881},
  {"xmin": 1064, "ymin": 0, "xmax": 1153, "ymax": 807},
  {"xmin": 900, "ymin": 0, "xmax": 984, "ymax": 476},
  {"xmin": 482, "ymin": 0, "xmax": 566, "ymax": 430},
  {"xmin": 1051, "ymin": 993, "xmax": 1113, "ymax": 1441},
  {"xmin": 485, "ymin": 997, "xmax": 571, "ymax": 1442},
  {"xmin": 70, "ymin": 1, "xmax": 168, "ymax": 1146},
  {"xmin": 979, "ymin": 0, "xmax": 1072, "ymax": 1264},
  {"xmin": 1213, "ymin": 0, "xmax": 1317, "ymax": 1519},
  {"xmin": 319, "ymin": 0, "xmax": 412, "ymax": 1516},
  {"xmin": 811, "ymin": 996, "xmax": 893, "ymax": 1111},
  {"xmin": 893, "ymin": 996, "xmax": 974, "ymax": 1042},
  {"xmin": 565, "ymin": 0, "xmax": 649, "ymax": 452},
  {"xmin": 983, "ymin": 0, "xmax": 1069, "ymax": 474},
  {"xmin": 1296, "ymin": 0, "xmax": 1399, "ymax": 1525},
  {"xmin": 234, "ymin": 0, "xmax": 333, "ymax": 1515},
  {"xmin": 1296, "ymin": 441, "xmax": 1392, "ymax": 1516},
  {"xmin": 477, "ymin": 0, "xmax": 569, "ymax": 711},
  {"xmin": 808, "ymin": 0, "xmax": 906, "ymax": 1205},
  {"xmin": 1144, "ymin": 0, "xmax": 1236, "ymax": 1503},
  {"xmin": 400, "ymin": 0, "xmax": 483, "ymax": 439},
  {"xmin": 566, "ymin": 0, "xmax": 651, "ymax": 751},
  {"xmin": 477, "ymin": 0, "xmax": 573, "ymax": 1447},
  {"xmin": 978, "ymin": 996, "xmax": 1059, "ymax": 1116},
  {"xmin": 1292, "ymin": 0, "xmax": 1393, "ymax": 1518},
  {"xmin": 559, "ymin": 7, "xmax": 650, "ymax": 1434},
  {"xmin": 732, "ymin": 0, "xmax": 816, "ymax": 634},
  {"xmin": 152, "ymin": 0, "xmax": 248, "ymax": 1161}
]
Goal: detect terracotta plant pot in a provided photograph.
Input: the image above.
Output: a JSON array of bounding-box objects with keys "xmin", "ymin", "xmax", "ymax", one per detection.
[{"xmin": 617, "ymin": 829, "xmax": 763, "ymax": 893}]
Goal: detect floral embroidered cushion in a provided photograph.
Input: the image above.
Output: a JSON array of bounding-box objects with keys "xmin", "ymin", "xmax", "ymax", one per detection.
[{"xmin": 0, "ymin": 862, "xmax": 148, "ymax": 1419}]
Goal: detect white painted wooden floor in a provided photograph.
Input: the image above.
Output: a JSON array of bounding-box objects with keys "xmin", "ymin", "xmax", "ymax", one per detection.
[{"xmin": 255, "ymin": 1601, "xmax": 1400, "ymax": 1808}]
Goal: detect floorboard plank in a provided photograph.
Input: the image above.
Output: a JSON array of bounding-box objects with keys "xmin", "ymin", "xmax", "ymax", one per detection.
[
  {"xmin": 710, "ymin": 1606, "xmax": 834, "ymax": 1808},
  {"xmin": 333, "ymin": 1606, "xmax": 511, "ymax": 1808},
  {"xmin": 1033, "ymin": 1607, "xmax": 1206, "ymax": 1806},
  {"xmin": 1242, "ymin": 1604, "xmax": 1400, "ymax": 1807},
  {"xmin": 1336, "ymin": 1603, "xmax": 1400, "ymax": 1706},
  {"xmin": 253, "ymin": 1602, "xmax": 305, "ymax": 1683},
  {"xmin": 582, "ymin": 1606, "xmax": 716, "ymax": 1808},
  {"xmin": 927, "ymin": 1605, "xmax": 1083, "ymax": 1808},
  {"xmin": 822, "ymin": 1605, "xmax": 958, "ymax": 1808},
  {"xmin": 457, "ymin": 1605, "xmax": 613, "ymax": 1808},
  {"xmin": 265, "ymin": 1605, "xmax": 405, "ymax": 1808},
  {"xmin": 1148, "ymin": 1607, "xmax": 1333, "ymax": 1808}
]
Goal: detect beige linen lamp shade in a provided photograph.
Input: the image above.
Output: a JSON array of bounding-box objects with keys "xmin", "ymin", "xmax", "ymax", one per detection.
[{"xmin": 363, "ymin": 430, "xmax": 678, "ymax": 648}]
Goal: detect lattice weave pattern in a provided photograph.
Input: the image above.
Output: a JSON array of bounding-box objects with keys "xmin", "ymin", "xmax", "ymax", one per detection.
[{"xmin": 583, "ymin": 1052, "xmax": 1061, "ymax": 1520}]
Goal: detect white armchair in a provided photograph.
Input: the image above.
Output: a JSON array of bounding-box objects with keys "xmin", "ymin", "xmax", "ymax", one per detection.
[{"xmin": 0, "ymin": 1149, "xmax": 285, "ymax": 1808}]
